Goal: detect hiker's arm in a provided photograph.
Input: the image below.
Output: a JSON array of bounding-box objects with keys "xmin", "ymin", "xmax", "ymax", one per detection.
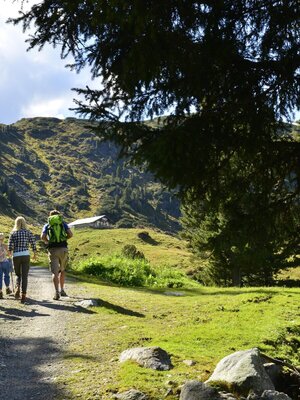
[
  {"xmin": 3, "ymin": 243, "xmax": 11, "ymax": 259},
  {"xmin": 7, "ymin": 234, "xmax": 13, "ymax": 256},
  {"xmin": 41, "ymin": 224, "xmax": 49, "ymax": 244},
  {"xmin": 30, "ymin": 233, "xmax": 38, "ymax": 260},
  {"xmin": 66, "ymin": 228, "xmax": 73, "ymax": 239},
  {"xmin": 41, "ymin": 232, "xmax": 48, "ymax": 243},
  {"xmin": 64, "ymin": 222, "xmax": 73, "ymax": 239}
]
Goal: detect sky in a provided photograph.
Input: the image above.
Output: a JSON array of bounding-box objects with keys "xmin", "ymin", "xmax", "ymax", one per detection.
[
  {"xmin": 0, "ymin": 1, "xmax": 299, "ymax": 126},
  {"xmin": 0, "ymin": 0, "xmax": 95, "ymax": 125}
]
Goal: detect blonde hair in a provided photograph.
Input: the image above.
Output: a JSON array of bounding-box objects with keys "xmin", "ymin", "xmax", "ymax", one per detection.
[
  {"xmin": 0, "ymin": 232, "xmax": 4, "ymax": 239},
  {"xmin": 12, "ymin": 216, "xmax": 27, "ymax": 231}
]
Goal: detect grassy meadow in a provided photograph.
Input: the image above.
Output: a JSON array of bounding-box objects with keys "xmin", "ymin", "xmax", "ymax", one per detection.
[
  {"xmin": 58, "ymin": 226, "xmax": 299, "ymax": 399},
  {"xmin": 68, "ymin": 227, "xmax": 192, "ymax": 269},
  {"xmin": 61, "ymin": 282, "xmax": 300, "ymax": 399},
  {"xmin": 1, "ymin": 216, "xmax": 299, "ymax": 399}
]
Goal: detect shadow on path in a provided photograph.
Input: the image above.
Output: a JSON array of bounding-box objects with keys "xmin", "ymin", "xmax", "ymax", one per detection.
[
  {"xmin": 28, "ymin": 298, "xmax": 96, "ymax": 314},
  {"xmin": 0, "ymin": 305, "xmax": 50, "ymax": 321},
  {"xmin": 0, "ymin": 336, "xmax": 69, "ymax": 400}
]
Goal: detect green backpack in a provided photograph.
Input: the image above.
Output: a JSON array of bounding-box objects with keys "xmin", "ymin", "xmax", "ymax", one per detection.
[{"xmin": 47, "ymin": 214, "xmax": 68, "ymax": 244}]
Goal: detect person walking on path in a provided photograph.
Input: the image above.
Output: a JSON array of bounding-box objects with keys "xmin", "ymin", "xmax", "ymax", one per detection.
[
  {"xmin": 8, "ymin": 216, "xmax": 37, "ymax": 303},
  {"xmin": 0, "ymin": 232, "xmax": 13, "ymax": 299},
  {"xmin": 41, "ymin": 210, "xmax": 73, "ymax": 300}
]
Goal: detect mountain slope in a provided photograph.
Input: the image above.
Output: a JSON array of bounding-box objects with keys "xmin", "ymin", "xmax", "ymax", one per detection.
[{"xmin": 0, "ymin": 117, "xmax": 180, "ymax": 231}]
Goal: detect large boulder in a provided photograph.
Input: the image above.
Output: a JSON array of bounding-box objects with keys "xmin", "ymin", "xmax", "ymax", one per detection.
[
  {"xmin": 206, "ymin": 348, "xmax": 274, "ymax": 395},
  {"xmin": 119, "ymin": 346, "xmax": 172, "ymax": 370}
]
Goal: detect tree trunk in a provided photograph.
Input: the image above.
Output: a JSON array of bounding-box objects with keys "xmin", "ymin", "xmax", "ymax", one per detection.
[{"xmin": 232, "ymin": 267, "xmax": 241, "ymax": 287}]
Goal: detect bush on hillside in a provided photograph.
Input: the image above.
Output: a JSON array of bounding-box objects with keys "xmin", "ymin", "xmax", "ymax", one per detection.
[
  {"xmin": 74, "ymin": 255, "xmax": 187, "ymax": 288},
  {"xmin": 75, "ymin": 255, "xmax": 152, "ymax": 286},
  {"xmin": 122, "ymin": 244, "xmax": 145, "ymax": 260}
]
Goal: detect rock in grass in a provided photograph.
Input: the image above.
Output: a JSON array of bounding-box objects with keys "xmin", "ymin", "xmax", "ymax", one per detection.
[
  {"xmin": 119, "ymin": 346, "xmax": 172, "ymax": 370},
  {"xmin": 180, "ymin": 380, "xmax": 221, "ymax": 400},
  {"xmin": 164, "ymin": 291, "xmax": 185, "ymax": 296},
  {"xmin": 260, "ymin": 390, "xmax": 292, "ymax": 400},
  {"xmin": 206, "ymin": 348, "xmax": 274, "ymax": 395},
  {"xmin": 113, "ymin": 389, "xmax": 149, "ymax": 399},
  {"xmin": 183, "ymin": 359, "xmax": 197, "ymax": 366},
  {"xmin": 74, "ymin": 299, "xmax": 98, "ymax": 308}
]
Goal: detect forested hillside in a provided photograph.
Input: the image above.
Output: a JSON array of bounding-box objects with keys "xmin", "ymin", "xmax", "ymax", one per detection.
[{"xmin": 0, "ymin": 117, "xmax": 180, "ymax": 231}]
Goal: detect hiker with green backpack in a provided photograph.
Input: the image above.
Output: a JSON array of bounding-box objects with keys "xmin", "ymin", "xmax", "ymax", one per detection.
[{"xmin": 41, "ymin": 210, "xmax": 73, "ymax": 300}]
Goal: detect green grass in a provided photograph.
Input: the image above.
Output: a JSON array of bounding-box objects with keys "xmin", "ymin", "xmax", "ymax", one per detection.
[
  {"xmin": 0, "ymin": 214, "xmax": 14, "ymax": 235},
  {"xmin": 1, "ymin": 218, "xmax": 299, "ymax": 398},
  {"xmin": 69, "ymin": 227, "xmax": 192, "ymax": 271},
  {"xmin": 60, "ymin": 282, "xmax": 300, "ymax": 399},
  {"xmin": 64, "ymin": 238, "xmax": 300, "ymax": 399},
  {"xmin": 73, "ymin": 254, "xmax": 197, "ymax": 289},
  {"xmin": 68, "ymin": 227, "xmax": 300, "ymax": 285}
]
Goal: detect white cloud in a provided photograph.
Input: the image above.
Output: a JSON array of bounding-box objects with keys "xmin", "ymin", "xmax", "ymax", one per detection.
[
  {"xmin": 21, "ymin": 97, "xmax": 73, "ymax": 119},
  {"xmin": 0, "ymin": 0, "xmax": 99, "ymax": 125}
]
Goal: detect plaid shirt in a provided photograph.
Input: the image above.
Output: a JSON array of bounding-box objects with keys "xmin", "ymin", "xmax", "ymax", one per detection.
[{"xmin": 8, "ymin": 229, "xmax": 37, "ymax": 253}]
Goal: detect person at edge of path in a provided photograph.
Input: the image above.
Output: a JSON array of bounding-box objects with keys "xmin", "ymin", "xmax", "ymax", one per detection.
[
  {"xmin": 8, "ymin": 216, "xmax": 37, "ymax": 304},
  {"xmin": 0, "ymin": 232, "xmax": 12, "ymax": 299},
  {"xmin": 41, "ymin": 210, "xmax": 73, "ymax": 301}
]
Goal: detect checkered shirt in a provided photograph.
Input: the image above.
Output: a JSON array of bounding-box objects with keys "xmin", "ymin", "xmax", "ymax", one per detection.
[{"xmin": 8, "ymin": 229, "xmax": 37, "ymax": 253}]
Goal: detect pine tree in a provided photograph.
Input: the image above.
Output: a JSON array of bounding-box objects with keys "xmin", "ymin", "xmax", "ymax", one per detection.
[
  {"xmin": 11, "ymin": 1, "xmax": 300, "ymax": 281},
  {"xmin": 181, "ymin": 155, "xmax": 300, "ymax": 286},
  {"xmin": 10, "ymin": 1, "xmax": 299, "ymax": 196}
]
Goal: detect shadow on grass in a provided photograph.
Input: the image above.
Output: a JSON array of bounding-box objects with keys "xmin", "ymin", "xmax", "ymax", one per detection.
[
  {"xmin": 137, "ymin": 231, "xmax": 159, "ymax": 245},
  {"xmin": 96, "ymin": 298, "xmax": 145, "ymax": 318},
  {"xmin": 143, "ymin": 286, "xmax": 300, "ymax": 297},
  {"xmin": 63, "ymin": 352, "xmax": 99, "ymax": 361},
  {"xmin": 0, "ymin": 335, "xmax": 72, "ymax": 400},
  {"xmin": 67, "ymin": 271, "xmax": 300, "ymax": 297}
]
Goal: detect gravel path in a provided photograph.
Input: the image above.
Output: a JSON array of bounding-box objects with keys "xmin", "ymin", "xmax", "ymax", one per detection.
[{"xmin": 0, "ymin": 266, "xmax": 84, "ymax": 400}]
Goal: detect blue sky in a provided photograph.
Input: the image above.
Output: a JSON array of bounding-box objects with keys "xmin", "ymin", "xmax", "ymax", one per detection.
[
  {"xmin": 0, "ymin": 1, "xmax": 299, "ymax": 126},
  {"xmin": 0, "ymin": 0, "xmax": 94, "ymax": 125}
]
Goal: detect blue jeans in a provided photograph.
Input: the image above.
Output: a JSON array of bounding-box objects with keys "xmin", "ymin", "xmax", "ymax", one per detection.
[{"xmin": 0, "ymin": 260, "xmax": 10, "ymax": 290}]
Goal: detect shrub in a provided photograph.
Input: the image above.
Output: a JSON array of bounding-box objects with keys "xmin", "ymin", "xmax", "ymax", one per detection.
[
  {"xmin": 75, "ymin": 255, "xmax": 152, "ymax": 286},
  {"xmin": 121, "ymin": 244, "xmax": 145, "ymax": 260},
  {"xmin": 73, "ymin": 255, "xmax": 191, "ymax": 288}
]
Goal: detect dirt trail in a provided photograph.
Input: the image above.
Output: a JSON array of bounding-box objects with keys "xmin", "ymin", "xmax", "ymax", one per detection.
[{"xmin": 0, "ymin": 266, "xmax": 86, "ymax": 400}]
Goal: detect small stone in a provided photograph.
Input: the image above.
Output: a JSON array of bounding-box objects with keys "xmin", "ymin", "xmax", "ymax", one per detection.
[
  {"xmin": 164, "ymin": 291, "xmax": 185, "ymax": 296},
  {"xmin": 183, "ymin": 359, "xmax": 197, "ymax": 366},
  {"xmin": 74, "ymin": 299, "xmax": 98, "ymax": 308}
]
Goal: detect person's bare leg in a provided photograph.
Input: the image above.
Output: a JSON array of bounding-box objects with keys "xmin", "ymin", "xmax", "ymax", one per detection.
[
  {"xmin": 59, "ymin": 270, "xmax": 65, "ymax": 290},
  {"xmin": 52, "ymin": 273, "xmax": 59, "ymax": 292},
  {"xmin": 59, "ymin": 270, "xmax": 68, "ymax": 296}
]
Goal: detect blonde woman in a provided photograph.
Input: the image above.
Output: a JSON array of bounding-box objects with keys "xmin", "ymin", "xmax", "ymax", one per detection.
[{"xmin": 8, "ymin": 216, "xmax": 37, "ymax": 304}]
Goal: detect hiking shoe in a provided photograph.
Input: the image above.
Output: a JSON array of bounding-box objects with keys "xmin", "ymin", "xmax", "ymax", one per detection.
[
  {"xmin": 53, "ymin": 291, "xmax": 60, "ymax": 300},
  {"xmin": 60, "ymin": 288, "xmax": 67, "ymax": 297},
  {"xmin": 15, "ymin": 289, "xmax": 20, "ymax": 299},
  {"xmin": 6, "ymin": 287, "xmax": 12, "ymax": 295},
  {"xmin": 0, "ymin": 292, "xmax": 3, "ymax": 299},
  {"xmin": 21, "ymin": 294, "xmax": 26, "ymax": 304}
]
